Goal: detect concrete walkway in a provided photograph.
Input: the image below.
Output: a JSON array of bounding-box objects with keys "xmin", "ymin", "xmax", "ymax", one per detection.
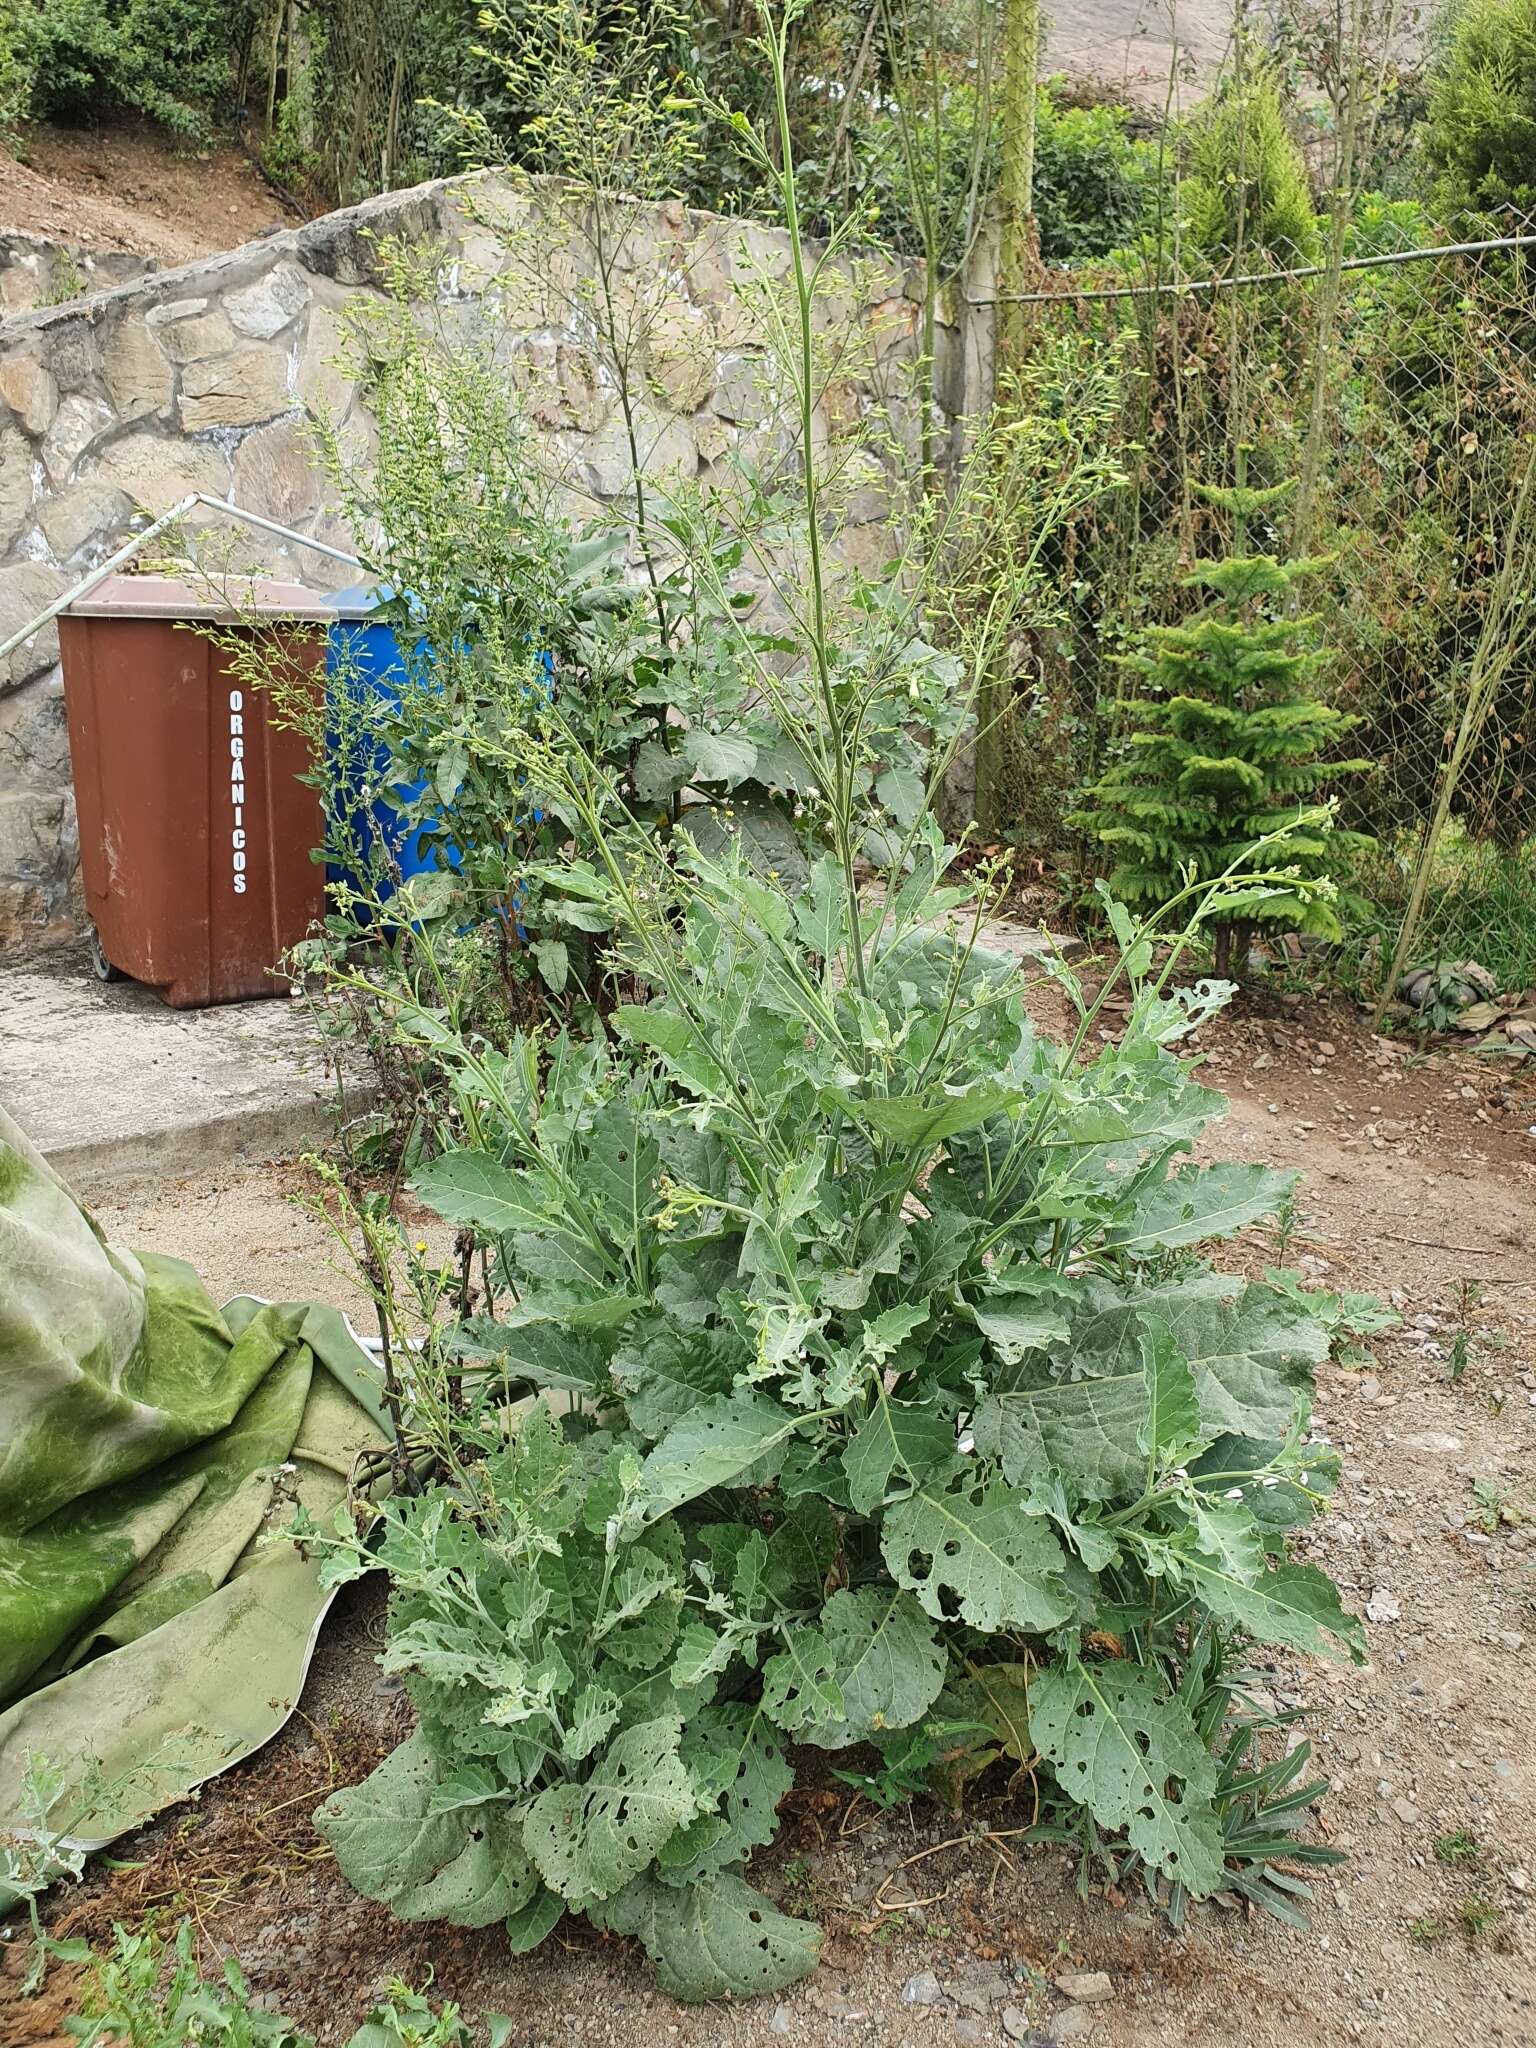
[
  {"xmin": 2, "ymin": 916, "xmax": 1080, "ymax": 1186},
  {"xmin": 1, "ymin": 942, "xmax": 346, "ymax": 1183}
]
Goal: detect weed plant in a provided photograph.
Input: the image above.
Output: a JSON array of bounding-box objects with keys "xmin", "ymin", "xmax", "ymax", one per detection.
[{"xmin": 281, "ymin": 7, "xmax": 1370, "ymax": 2004}]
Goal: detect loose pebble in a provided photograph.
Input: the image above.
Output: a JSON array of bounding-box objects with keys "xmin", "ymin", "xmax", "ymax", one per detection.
[
  {"xmin": 901, "ymin": 1972, "xmax": 943, "ymax": 2007},
  {"xmin": 1054, "ymin": 1972, "xmax": 1115, "ymax": 2003}
]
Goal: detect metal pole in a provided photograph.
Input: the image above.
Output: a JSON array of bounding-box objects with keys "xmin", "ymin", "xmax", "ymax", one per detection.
[
  {"xmin": 207, "ymin": 497, "xmax": 362, "ymax": 569},
  {"xmin": 968, "ymin": 229, "xmax": 1536, "ymax": 307},
  {"xmin": 0, "ymin": 494, "xmax": 200, "ymax": 668},
  {"xmin": 0, "ymin": 495, "xmax": 363, "ymax": 669}
]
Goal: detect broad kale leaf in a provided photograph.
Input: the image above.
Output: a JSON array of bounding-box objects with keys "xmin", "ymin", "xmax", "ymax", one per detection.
[
  {"xmin": 768, "ymin": 1586, "xmax": 948, "ymax": 1750},
  {"xmin": 523, "ymin": 1714, "xmax": 701, "ymax": 1911},
  {"xmin": 591, "ymin": 1869, "xmax": 821, "ymax": 2001},
  {"xmin": 1028, "ymin": 1661, "xmax": 1226, "ymax": 1897},
  {"xmin": 316, "ymin": 1733, "xmax": 540, "ymax": 1931},
  {"xmin": 1104, "ymin": 1161, "xmax": 1298, "ymax": 1255},
  {"xmin": 636, "ymin": 1391, "xmax": 813, "ymax": 1521},
  {"xmin": 881, "ymin": 1473, "xmax": 1074, "ymax": 1633}
]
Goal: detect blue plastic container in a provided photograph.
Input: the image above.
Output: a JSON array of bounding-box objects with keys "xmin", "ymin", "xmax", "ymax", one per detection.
[
  {"xmin": 323, "ymin": 586, "xmax": 549, "ymax": 923},
  {"xmin": 324, "ymin": 586, "xmax": 442, "ymax": 901}
]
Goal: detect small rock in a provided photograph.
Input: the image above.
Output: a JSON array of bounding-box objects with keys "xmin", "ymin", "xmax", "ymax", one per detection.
[
  {"xmin": 812, "ymin": 1990, "xmax": 864, "ymax": 2020},
  {"xmin": 901, "ymin": 1971, "xmax": 943, "ymax": 2007},
  {"xmin": 949, "ymin": 1984, "xmax": 991, "ymax": 2014},
  {"xmin": 954, "ymin": 2022, "xmax": 985, "ymax": 2046},
  {"xmin": 1001, "ymin": 2008, "xmax": 1032, "ymax": 2042},
  {"xmin": 1365, "ymin": 1588, "xmax": 1401, "ymax": 1624},
  {"xmin": 770, "ymin": 2005, "xmax": 792, "ymax": 2036},
  {"xmin": 1054, "ymin": 1972, "xmax": 1114, "ymax": 2003},
  {"xmin": 1391, "ymin": 1796, "xmax": 1421, "ymax": 1826},
  {"xmin": 1045, "ymin": 2013, "xmax": 1099, "ymax": 2044},
  {"xmin": 1508, "ymin": 1867, "xmax": 1530, "ymax": 1893},
  {"xmin": 953, "ymin": 1962, "xmax": 1010, "ymax": 2004}
]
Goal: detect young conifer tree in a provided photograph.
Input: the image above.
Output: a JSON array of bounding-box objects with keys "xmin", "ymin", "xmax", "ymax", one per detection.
[{"xmin": 1075, "ymin": 477, "xmax": 1369, "ymax": 976}]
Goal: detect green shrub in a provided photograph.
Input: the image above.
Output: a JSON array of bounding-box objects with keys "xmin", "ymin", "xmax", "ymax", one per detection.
[
  {"xmin": 1074, "ymin": 480, "xmax": 1370, "ymax": 974},
  {"xmin": 1034, "ymin": 82, "xmax": 1156, "ymax": 263},
  {"xmin": 843, "ymin": 76, "xmax": 1153, "ymax": 270},
  {"xmin": 1181, "ymin": 74, "xmax": 1321, "ymax": 266},
  {"xmin": 0, "ymin": 0, "xmax": 37, "ymax": 139},
  {"xmin": 11, "ymin": 0, "xmax": 252, "ymax": 141},
  {"xmin": 1422, "ymin": 0, "xmax": 1536, "ymax": 223}
]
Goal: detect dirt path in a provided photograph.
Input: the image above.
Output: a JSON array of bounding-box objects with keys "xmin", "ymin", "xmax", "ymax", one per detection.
[
  {"xmin": 1, "ymin": 121, "xmax": 288, "ymax": 263},
  {"xmin": 15, "ymin": 991, "xmax": 1535, "ymax": 2048}
]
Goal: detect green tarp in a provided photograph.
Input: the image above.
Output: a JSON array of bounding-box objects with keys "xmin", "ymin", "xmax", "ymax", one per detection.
[{"xmin": 0, "ymin": 1105, "xmax": 390, "ymax": 1864}]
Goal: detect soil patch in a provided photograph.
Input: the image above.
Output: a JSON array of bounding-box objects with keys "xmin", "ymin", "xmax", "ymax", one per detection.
[{"xmin": 1, "ymin": 120, "xmax": 289, "ymax": 266}]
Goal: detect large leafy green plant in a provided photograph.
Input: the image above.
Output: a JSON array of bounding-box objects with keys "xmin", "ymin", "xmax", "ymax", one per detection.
[
  {"xmin": 1422, "ymin": 0, "xmax": 1536, "ymax": 226},
  {"xmin": 297, "ymin": 8, "xmax": 1364, "ymax": 2006},
  {"xmin": 305, "ymin": 835, "xmax": 1362, "ymax": 1998},
  {"xmin": 1180, "ymin": 72, "xmax": 1321, "ymax": 268},
  {"xmin": 7, "ymin": 0, "xmax": 249, "ymax": 140}
]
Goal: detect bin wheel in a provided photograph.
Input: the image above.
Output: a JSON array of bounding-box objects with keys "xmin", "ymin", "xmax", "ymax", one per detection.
[{"xmin": 89, "ymin": 926, "xmax": 126, "ymax": 984}]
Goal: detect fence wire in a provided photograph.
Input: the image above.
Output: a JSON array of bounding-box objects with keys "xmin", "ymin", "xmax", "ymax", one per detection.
[
  {"xmin": 1004, "ymin": 239, "xmax": 1536, "ymax": 1011},
  {"xmin": 257, "ymin": 0, "xmax": 436, "ymax": 210}
]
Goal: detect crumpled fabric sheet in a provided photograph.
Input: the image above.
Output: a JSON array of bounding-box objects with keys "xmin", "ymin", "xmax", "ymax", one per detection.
[{"xmin": 0, "ymin": 1104, "xmax": 389, "ymax": 1875}]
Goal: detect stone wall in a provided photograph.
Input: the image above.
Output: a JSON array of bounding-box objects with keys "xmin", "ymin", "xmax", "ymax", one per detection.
[
  {"xmin": 0, "ymin": 174, "xmax": 939, "ymax": 952},
  {"xmin": 0, "ymin": 234, "xmax": 157, "ymax": 318}
]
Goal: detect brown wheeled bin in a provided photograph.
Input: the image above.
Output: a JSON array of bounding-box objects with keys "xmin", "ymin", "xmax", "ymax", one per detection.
[{"xmin": 59, "ymin": 575, "xmax": 336, "ymax": 1009}]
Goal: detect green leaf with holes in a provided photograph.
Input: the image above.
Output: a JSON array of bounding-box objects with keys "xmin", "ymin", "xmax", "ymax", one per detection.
[
  {"xmin": 1028, "ymin": 1660, "xmax": 1226, "ymax": 1896},
  {"xmin": 449, "ymin": 1315, "xmax": 607, "ymax": 1396},
  {"xmin": 522, "ymin": 1715, "xmax": 701, "ymax": 1911},
  {"xmin": 789, "ymin": 1586, "xmax": 948, "ymax": 1751},
  {"xmin": 658, "ymin": 1704, "xmax": 793, "ymax": 1886},
  {"xmin": 972, "ymin": 1369, "xmax": 1146, "ymax": 1501},
  {"xmin": 590, "ymin": 1869, "xmax": 821, "ymax": 2002},
  {"xmin": 841, "ymin": 1390, "xmax": 954, "ymax": 1516},
  {"xmin": 759, "ymin": 1623, "xmax": 845, "ymax": 1733},
  {"xmin": 316, "ymin": 1733, "xmax": 537, "ymax": 1929},
  {"xmin": 880, "ymin": 1472, "xmax": 1074, "ymax": 1633}
]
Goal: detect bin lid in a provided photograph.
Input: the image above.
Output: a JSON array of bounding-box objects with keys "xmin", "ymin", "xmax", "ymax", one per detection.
[{"xmin": 65, "ymin": 574, "xmax": 376, "ymax": 623}]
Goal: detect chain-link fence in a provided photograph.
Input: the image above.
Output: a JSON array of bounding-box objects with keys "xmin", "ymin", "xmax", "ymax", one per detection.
[
  {"xmin": 256, "ymin": 0, "xmax": 441, "ymax": 209},
  {"xmin": 995, "ymin": 236, "xmax": 1536, "ymax": 1013}
]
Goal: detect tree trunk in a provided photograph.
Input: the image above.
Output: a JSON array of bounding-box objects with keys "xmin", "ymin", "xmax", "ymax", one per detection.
[
  {"xmin": 996, "ymin": 0, "xmax": 1040, "ymax": 380},
  {"xmin": 976, "ymin": 0, "xmax": 1040, "ymax": 836}
]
